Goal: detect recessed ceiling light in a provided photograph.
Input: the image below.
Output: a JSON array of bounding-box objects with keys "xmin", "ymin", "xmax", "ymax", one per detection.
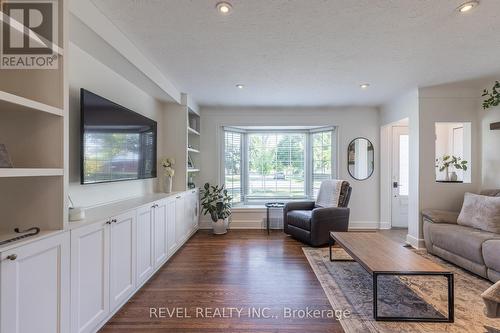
[
  {"xmin": 360, "ymin": 83, "xmax": 370, "ymax": 89},
  {"xmin": 216, "ymin": 2, "xmax": 232, "ymax": 15},
  {"xmin": 236, "ymin": 84, "xmax": 245, "ymax": 89},
  {"xmin": 457, "ymin": 1, "xmax": 479, "ymax": 13}
]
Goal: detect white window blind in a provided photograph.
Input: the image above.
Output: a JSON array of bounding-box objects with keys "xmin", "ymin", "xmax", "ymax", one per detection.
[
  {"xmin": 247, "ymin": 132, "xmax": 306, "ymax": 199},
  {"xmin": 223, "ymin": 127, "xmax": 336, "ymax": 204},
  {"xmin": 224, "ymin": 130, "xmax": 242, "ymax": 203}
]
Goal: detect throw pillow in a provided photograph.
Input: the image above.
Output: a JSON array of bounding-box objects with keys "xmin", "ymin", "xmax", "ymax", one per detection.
[{"xmin": 458, "ymin": 192, "xmax": 500, "ymax": 233}]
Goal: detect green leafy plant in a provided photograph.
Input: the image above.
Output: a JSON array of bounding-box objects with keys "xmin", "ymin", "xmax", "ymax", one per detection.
[
  {"xmin": 482, "ymin": 81, "xmax": 500, "ymax": 110},
  {"xmin": 435, "ymin": 155, "xmax": 468, "ymax": 172},
  {"xmin": 200, "ymin": 183, "xmax": 232, "ymax": 223}
]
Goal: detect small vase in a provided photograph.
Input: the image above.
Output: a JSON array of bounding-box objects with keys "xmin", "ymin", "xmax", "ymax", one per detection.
[
  {"xmin": 164, "ymin": 176, "xmax": 173, "ymax": 193},
  {"xmin": 450, "ymin": 171, "xmax": 458, "ymax": 182},
  {"xmin": 444, "ymin": 167, "xmax": 450, "ymax": 181}
]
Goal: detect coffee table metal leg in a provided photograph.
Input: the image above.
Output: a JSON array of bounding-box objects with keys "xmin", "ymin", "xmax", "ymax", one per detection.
[
  {"xmin": 373, "ymin": 272, "xmax": 454, "ymax": 322},
  {"xmin": 329, "ymin": 235, "xmax": 334, "ymax": 261},
  {"xmin": 329, "ymin": 235, "xmax": 354, "ymax": 262}
]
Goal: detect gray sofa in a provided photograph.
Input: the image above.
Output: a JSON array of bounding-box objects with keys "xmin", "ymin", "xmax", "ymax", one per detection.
[{"xmin": 423, "ymin": 190, "xmax": 500, "ymax": 283}]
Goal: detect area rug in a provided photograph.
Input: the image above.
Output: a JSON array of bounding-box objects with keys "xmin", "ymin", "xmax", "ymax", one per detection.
[{"xmin": 303, "ymin": 247, "xmax": 500, "ymax": 333}]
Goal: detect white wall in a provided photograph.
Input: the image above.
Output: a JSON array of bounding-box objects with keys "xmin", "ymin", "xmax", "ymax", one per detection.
[
  {"xmin": 199, "ymin": 106, "xmax": 380, "ymax": 229},
  {"xmin": 479, "ymin": 99, "xmax": 500, "ymax": 189},
  {"xmin": 418, "ymin": 86, "xmax": 481, "ymax": 219},
  {"xmin": 379, "ymin": 89, "xmax": 420, "ymax": 246},
  {"xmin": 68, "ymin": 43, "xmax": 164, "ymax": 208}
]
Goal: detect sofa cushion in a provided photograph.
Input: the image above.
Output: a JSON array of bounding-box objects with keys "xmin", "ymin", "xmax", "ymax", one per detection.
[
  {"xmin": 428, "ymin": 223, "xmax": 498, "ymax": 264},
  {"xmin": 286, "ymin": 210, "xmax": 312, "ymax": 231},
  {"xmin": 458, "ymin": 192, "xmax": 500, "ymax": 233},
  {"xmin": 483, "ymin": 240, "xmax": 500, "ymax": 274}
]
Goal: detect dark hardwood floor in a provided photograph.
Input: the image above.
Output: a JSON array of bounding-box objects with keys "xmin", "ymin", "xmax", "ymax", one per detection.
[{"xmin": 100, "ymin": 230, "xmax": 344, "ymax": 333}]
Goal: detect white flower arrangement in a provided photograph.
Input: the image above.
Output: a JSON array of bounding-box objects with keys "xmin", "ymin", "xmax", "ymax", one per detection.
[{"xmin": 161, "ymin": 157, "xmax": 175, "ymax": 178}]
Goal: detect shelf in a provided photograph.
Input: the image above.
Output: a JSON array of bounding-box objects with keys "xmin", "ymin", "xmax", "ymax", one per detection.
[
  {"xmin": 0, "ymin": 91, "xmax": 64, "ymax": 117},
  {"xmin": 187, "ymin": 169, "xmax": 200, "ymax": 173},
  {"xmin": 188, "ymin": 127, "xmax": 200, "ymax": 136},
  {"xmin": 0, "ymin": 168, "xmax": 64, "ymax": 178},
  {"xmin": 188, "ymin": 148, "xmax": 200, "ymax": 154}
]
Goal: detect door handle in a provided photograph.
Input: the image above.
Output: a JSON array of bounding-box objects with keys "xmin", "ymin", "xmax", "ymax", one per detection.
[{"xmin": 6, "ymin": 254, "xmax": 17, "ymax": 261}]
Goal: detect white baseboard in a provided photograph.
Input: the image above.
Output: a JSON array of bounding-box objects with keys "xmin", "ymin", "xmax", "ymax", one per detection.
[
  {"xmin": 200, "ymin": 219, "xmax": 383, "ymax": 230},
  {"xmin": 406, "ymin": 234, "xmax": 426, "ymax": 249},
  {"xmin": 379, "ymin": 221, "xmax": 392, "ymax": 230},
  {"xmin": 199, "ymin": 219, "xmax": 263, "ymax": 229}
]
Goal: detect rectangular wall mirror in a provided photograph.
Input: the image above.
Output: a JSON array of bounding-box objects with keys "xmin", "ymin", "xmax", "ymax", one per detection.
[{"xmin": 435, "ymin": 122, "xmax": 471, "ymax": 183}]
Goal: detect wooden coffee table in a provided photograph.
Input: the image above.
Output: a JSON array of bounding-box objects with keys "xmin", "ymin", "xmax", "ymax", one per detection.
[{"xmin": 329, "ymin": 231, "xmax": 454, "ymax": 322}]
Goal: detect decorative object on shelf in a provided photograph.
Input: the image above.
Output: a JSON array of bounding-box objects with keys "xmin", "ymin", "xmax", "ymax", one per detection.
[
  {"xmin": 482, "ymin": 81, "xmax": 500, "ymax": 110},
  {"xmin": 187, "ymin": 154, "xmax": 195, "ymax": 169},
  {"xmin": 0, "ymin": 144, "xmax": 13, "ymax": 168},
  {"xmin": 491, "ymin": 122, "xmax": 500, "ymax": 130},
  {"xmin": 435, "ymin": 155, "xmax": 468, "ymax": 182},
  {"xmin": 347, "ymin": 137, "xmax": 374, "ymax": 180},
  {"xmin": 200, "ymin": 182, "xmax": 232, "ymax": 235},
  {"xmin": 187, "ymin": 175, "xmax": 196, "ymax": 189},
  {"xmin": 68, "ymin": 196, "xmax": 85, "ymax": 221},
  {"xmin": 0, "ymin": 227, "xmax": 40, "ymax": 246},
  {"xmin": 161, "ymin": 157, "xmax": 175, "ymax": 193}
]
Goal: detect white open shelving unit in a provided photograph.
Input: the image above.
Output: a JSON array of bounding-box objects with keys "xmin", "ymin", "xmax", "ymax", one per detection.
[
  {"xmin": 0, "ymin": 0, "xmax": 68, "ymax": 241},
  {"xmin": 163, "ymin": 94, "xmax": 201, "ymax": 191}
]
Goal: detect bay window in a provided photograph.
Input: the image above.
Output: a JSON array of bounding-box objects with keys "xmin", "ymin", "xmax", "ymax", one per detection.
[{"xmin": 223, "ymin": 127, "xmax": 336, "ymax": 205}]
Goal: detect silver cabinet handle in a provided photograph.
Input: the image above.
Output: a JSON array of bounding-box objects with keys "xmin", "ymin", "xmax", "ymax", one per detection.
[
  {"xmin": 105, "ymin": 220, "xmax": 112, "ymax": 225},
  {"xmin": 111, "ymin": 219, "xmax": 117, "ymax": 223},
  {"xmin": 176, "ymin": 196, "xmax": 181, "ymax": 199},
  {"xmin": 151, "ymin": 205, "xmax": 156, "ymax": 209},
  {"xmin": 155, "ymin": 204, "xmax": 159, "ymax": 208},
  {"xmin": 6, "ymin": 254, "xmax": 17, "ymax": 261}
]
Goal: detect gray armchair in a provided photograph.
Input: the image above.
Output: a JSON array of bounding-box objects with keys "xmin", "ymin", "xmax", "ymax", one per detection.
[{"xmin": 284, "ymin": 180, "xmax": 352, "ymax": 246}]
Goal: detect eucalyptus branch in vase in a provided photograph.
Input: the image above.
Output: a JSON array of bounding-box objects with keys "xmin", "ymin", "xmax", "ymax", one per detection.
[{"xmin": 435, "ymin": 155, "xmax": 468, "ymax": 181}]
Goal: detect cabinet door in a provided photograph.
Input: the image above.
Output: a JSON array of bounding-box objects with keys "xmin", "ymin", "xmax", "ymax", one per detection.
[
  {"xmin": 166, "ymin": 199, "xmax": 177, "ymax": 254},
  {"xmin": 153, "ymin": 199, "xmax": 168, "ymax": 268},
  {"xmin": 136, "ymin": 205, "xmax": 154, "ymax": 286},
  {"xmin": 70, "ymin": 221, "xmax": 110, "ymax": 333},
  {"xmin": 175, "ymin": 194, "xmax": 186, "ymax": 243},
  {"xmin": 189, "ymin": 189, "xmax": 199, "ymax": 231},
  {"xmin": 109, "ymin": 210, "xmax": 136, "ymax": 311},
  {"xmin": 1, "ymin": 232, "xmax": 70, "ymax": 333}
]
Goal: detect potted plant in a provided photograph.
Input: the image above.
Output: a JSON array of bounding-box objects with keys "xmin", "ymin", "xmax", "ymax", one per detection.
[
  {"xmin": 435, "ymin": 155, "xmax": 468, "ymax": 181},
  {"xmin": 200, "ymin": 183, "xmax": 232, "ymax": 234},
  {"xmin": 160, "ymin": 157, "xmax": 175, "ymax": 193}
]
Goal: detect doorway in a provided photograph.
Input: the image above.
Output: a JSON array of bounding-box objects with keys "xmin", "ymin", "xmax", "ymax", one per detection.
[{"xmin": 391, "ymin": 126, "xmax": 409, "ymax": 228}]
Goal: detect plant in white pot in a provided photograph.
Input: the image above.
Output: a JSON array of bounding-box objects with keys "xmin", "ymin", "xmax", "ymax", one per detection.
[{"xmin": 200, "ymin": 183, "xmax": 232, "ymax": 235}]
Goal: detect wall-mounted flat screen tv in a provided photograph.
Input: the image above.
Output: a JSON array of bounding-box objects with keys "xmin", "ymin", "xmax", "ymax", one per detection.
[{"xmin": 80, "ymin": 89, "xmax": 157, "ymax": 184}]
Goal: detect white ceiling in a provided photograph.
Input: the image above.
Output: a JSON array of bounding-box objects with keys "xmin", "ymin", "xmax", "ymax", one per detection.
[{"xmin": 91, "ymin": 0, "xmax": 500, "ymax": 107}]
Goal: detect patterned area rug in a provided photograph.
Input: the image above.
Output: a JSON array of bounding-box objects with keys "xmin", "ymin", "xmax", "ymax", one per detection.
[{"xmin": 303, "ymin": 247, "xmax": 500, "ymax": 333}]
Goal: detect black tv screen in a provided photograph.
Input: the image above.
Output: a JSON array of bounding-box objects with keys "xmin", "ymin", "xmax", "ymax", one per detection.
[{"xmin": 80, "ymin": 89, "xmax": 157, "ymax": 184}]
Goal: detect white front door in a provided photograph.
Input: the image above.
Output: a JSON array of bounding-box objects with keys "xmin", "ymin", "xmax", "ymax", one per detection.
[{"xmin": 391, "ymin": 126, "xmax": 409, "ymax": 228}]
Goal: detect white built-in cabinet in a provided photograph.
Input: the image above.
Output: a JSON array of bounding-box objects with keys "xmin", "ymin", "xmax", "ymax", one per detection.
[
  {"xmin": 1, "ymin": 232, "xmax": 70, "ymax": 333},
  {"xmin": 109, "ymin": 211, "xmax": 137, "ymax": 311},
  {"xmin": 136, "ymin": 205, "xmax": 154, "ymax": 286},
  {"xmin": 70, "ymin": 221, "xmax": 109, "ymax": 333},
  {"xmin": 68, "ymin": 190, "xmax": 198, "ymax": 333}
]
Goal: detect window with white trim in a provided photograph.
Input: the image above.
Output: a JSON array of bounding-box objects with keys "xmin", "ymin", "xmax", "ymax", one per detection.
[{"xmin": 223, "ymin": 127, "xmax": 336, "ymax": 204}]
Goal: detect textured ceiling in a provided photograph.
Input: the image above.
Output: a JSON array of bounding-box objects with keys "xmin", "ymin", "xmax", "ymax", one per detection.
[{"xmin": 91, "ymin": 0, "xmax": 500, "ymax": 107}]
